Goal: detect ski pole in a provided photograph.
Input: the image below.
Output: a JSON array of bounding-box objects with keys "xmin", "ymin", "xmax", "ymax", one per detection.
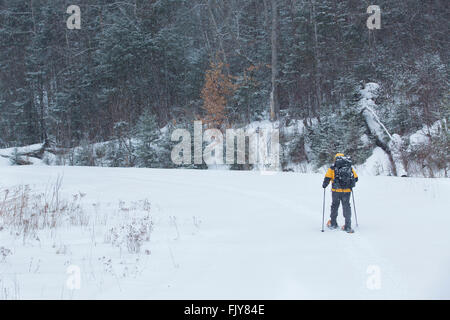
[
  {"xmin": 352, "ymin": 189, "xmax": 358, "ymax": 227},
  {"xmin": 321, "ymin": 188, "xmax": 326, "ymax": 232}
]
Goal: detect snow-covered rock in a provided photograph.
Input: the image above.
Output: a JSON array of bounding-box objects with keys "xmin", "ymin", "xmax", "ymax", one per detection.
[
  {"xmin": 409, "ymin": 119, "xmax": 447, "ymax": 148},
  {"xmin": 355, "ymin": 147, "xmax": 392, "ymax": 176}
]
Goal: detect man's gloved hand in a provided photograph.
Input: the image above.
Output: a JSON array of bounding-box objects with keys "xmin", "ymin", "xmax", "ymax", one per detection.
[
  {"xmin": 352, "ymin": 177, "xmax": 358, "ymax": 188},
  {"xmin": 322, "ymin": 181, "xmax": 328, "ymax": 188}
]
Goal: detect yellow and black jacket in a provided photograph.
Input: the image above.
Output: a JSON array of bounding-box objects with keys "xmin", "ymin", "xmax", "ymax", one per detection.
[{"xmin": 323, "ymin": 166, "xmax": 358, "ymax": 193}]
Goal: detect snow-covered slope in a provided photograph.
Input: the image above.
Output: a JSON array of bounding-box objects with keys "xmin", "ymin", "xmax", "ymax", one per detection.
[{"xmin": 0, "ymin": 166, "xmax": 449, "ymax": 299}]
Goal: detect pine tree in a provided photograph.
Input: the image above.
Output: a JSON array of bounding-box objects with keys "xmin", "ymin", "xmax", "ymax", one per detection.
[{"xmin": 135, "ymin": 111, "xmax": 160, "ymax": 168}]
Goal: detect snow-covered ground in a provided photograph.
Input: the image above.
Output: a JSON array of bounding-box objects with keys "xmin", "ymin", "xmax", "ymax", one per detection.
[{"xmin": 1, "ymin": 166, "xmax": 449, "ymax": 299}]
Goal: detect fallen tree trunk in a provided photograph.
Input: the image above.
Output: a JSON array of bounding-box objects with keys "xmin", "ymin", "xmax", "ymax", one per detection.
[{"xmin": 358, "ymin": 83, "xmax": 406, "ymax": 176}]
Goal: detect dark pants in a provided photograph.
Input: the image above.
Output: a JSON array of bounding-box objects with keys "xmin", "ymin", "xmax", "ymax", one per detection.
[{"xmin": 330, "ymin": 191, "xmax": 352, "ymax": 227}]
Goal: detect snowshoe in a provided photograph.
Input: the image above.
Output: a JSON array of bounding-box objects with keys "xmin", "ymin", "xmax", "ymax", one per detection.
[
  {"xmin": 326, "ymin": 220, "xmax": 339, "ymax": 230},
  {"xmin": 341, "ymin": 225, "xmax": 355, "ymax": 233}
]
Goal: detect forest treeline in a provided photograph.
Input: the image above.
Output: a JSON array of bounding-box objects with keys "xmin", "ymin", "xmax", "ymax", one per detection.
[{"xmin": 0, "ymin": 0, "xmax": 448, "ymax": 174}]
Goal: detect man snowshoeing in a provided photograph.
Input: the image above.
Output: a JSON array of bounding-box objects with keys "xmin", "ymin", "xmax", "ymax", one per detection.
[{"xmin": 322, "ymin": 153, "xmax": 358, "ymax": 233}]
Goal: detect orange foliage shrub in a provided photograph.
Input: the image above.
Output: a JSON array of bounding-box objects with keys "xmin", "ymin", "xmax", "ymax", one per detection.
[{"xmin": 201, "ymin": 60, "xmax": 238, "ymax": 129}]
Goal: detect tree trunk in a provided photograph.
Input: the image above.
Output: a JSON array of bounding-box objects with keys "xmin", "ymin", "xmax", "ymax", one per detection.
[
  {"xmin": 207, "ymin": 0, "xmax": 229, "ymax": 73},
  {"xmin": 311, "ymin": 0, "xmax": 321, "ymax": 117},
  {"xmin": 270, "ymin": 0, "xmax": 279, "ymax": 121}
]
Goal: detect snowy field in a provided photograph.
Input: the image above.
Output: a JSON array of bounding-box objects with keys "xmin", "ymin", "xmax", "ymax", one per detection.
[{"xmin": 0, "ymin": 166, "xmax": 449, "ymax": 299}]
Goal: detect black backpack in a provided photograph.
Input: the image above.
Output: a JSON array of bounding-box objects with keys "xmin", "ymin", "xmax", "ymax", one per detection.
[{"xmin": 334, "ymin": 156, "xmax": 355, "ymax": 189}]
